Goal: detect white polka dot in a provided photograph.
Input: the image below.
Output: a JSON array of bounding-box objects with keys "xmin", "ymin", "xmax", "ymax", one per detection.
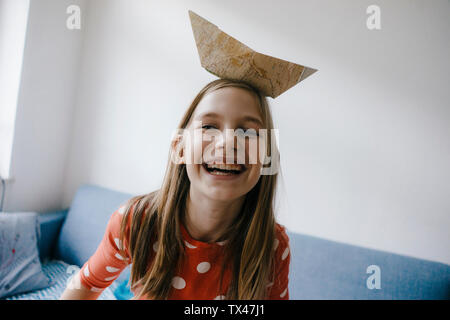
[
  {"xmin": 196, "ymin": 262, "xmax": 211, "ymax": 274},
  {"xmin": 281, "ymin": 247, "xmax": 290, "ymax": 260},
  {"xmin": 114, "ymin": 238, "xmax": 123, "ymax": 250},
  {"xmin": 184, "ymin": 241, "xmax": 197, "ymax": 249},
  {"xmin": 153, "ymin": 241, "xmax": 158, "ymax": 252},
  {"xmin": 118, "ymin": 206, "xmax": 125, "ymax": 214},
  {"xmin": 217, "ymin": 240, "xmax": 227, "ymax": 246},
  {"xmin": 91, "ymin": 287, "xmax": 102, "ymax": 292},
  {"xmin": 280, "ymin": 288, "xmax": 288, "ymax": 298},
  {"xmin": 214, "ymin": 295, "xmax": 226, "ymax": 300},
  {"xmin": 83, "ymin": 265, "xmax": 89, "ymax": 277},
  {"xmin": 172, "ymin": 276, "xmax": 186, "ymax": 290},
  {"xmin": 273, "ymin": 239, "xmax": 279, "ymax": 251},
  {"xmin": 106, "ymin": 266, "xmax": 119, "ymax": 273},
  {"xmin": 104, "ymin": 276, "xmax": 117, "ymax": 281},
  {"xmin": 115, "ymin": 253, "xmax": 126, "ymax": 260}
]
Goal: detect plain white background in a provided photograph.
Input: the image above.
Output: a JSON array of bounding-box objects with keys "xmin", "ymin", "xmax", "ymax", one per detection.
[
  {"xmin": 2, "ymin": 0, "xmax": 449, "ymax": 265},
  {"xmin": 0, "ymin": 0, "xmax": 29, "ymax": 178}
]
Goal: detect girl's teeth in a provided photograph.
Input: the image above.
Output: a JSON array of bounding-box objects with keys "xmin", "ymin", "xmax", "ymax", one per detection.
[
  {"xmin": 210, "ymin": 171, "xmax": 233, "ymax": 176},
  {"xmin": 203, "ymin": 163, "xmax": 244, "ymax": 176},
  {"xmin": 207, "ymin": 164, "xmax": 242, "ymax": 171}
]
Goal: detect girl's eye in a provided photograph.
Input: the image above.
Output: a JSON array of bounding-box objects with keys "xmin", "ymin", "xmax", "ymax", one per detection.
[
  {"xmin": 237, "ymin": 128, "xmax": 259, "ymax": 137},
  {"xmin": 201, "ymin": 125, "xmax": 259, "ymax": 137},
  {"xmin": 248, "ymin": 129, "xmax": 259, "ymax": 137}
]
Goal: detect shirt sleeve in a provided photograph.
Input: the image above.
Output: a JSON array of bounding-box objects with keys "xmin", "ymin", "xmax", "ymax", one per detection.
[
  {"xmin": 79, "ymin": 203, "xmax": 132, "ymax": 293},
  {"xmin": 268, "ymin": 224, "xmax": 291, "ymax": 300}
]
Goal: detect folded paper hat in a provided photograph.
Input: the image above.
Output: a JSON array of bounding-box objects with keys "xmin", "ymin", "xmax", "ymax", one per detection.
[{"xmin": 188, "ymin": 10, "xmax": 317, "ymax": 99}]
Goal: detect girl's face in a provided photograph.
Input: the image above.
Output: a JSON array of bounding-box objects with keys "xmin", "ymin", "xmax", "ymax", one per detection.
[{"xmin": 183, "ymin": 87, "xmax": 264, "ymax": 202}]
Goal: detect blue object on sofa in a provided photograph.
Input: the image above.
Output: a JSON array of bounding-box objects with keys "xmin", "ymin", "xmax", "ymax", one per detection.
[
  {"xmin": 0, "ymin": 212, "xmax": 52, "ymax": 298},
  {"xmin": 9, "ymin": 183, "xmax": 450, "ymax": 299},
  {"xmin": 37, "ymin": 210, "xmax": 67, "ymax": 262},
  {"xmin": 5, "ymin": 260, "xmax": 116, "ymax": 300}
]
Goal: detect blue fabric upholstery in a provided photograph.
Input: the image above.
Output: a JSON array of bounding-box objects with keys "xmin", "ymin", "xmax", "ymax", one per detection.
[
  {"xmin": 38, "ymin": 210, "xmax": 68, "ymax": 262},
  {"xmin": 4, "ymin": 260, "xmax": 116, "ymax": 300},
  {"xmin": 287, "ymin": 231, "xmax": 450, "ymax": 299},
  {"xmin": 38, "ymin": 183, "xmax": 450, "ymax": 299},
  {"xmin": 55, "ymin": 184, "xmax": 132, "ymax": 267},
  {"xmin": 0, "ymin": 212, "xmax": 52, "ymax": 298}
]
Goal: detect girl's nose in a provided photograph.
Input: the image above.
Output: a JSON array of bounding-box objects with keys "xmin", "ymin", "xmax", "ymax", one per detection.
[{"xmin": 214, "ymin": 129, "xmax": 240, "ymax": 160}]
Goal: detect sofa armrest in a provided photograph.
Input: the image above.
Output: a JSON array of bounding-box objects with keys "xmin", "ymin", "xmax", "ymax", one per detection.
[{"xmin": 37, "ymin": 209, "xmax": 68, "ymax": 262}]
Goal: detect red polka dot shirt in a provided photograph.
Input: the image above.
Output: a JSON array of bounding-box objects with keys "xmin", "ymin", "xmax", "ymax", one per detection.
[{"xmin": 79, "ymin": 204, "xmax": 291, "ymax": 299}]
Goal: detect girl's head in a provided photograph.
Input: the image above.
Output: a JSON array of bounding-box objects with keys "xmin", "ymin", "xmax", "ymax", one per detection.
[
  {"xmin": 172, "ymin": 79, "xmax": 277, "ymax": 203},
  {"xmin": 120, "ymin": 79, "xmax": 280, "ymax": 300}
]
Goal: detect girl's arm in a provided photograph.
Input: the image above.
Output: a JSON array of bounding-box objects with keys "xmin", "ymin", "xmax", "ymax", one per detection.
[
  {"xmin": 268, "ymin": 224, "xmax": 291, "ymax": 300},
  {"xmin": 59, "ymin": 204, "xmax": 132, "ymax": 300},
  {"xmin": 59, "ymin": 270, "xmax": 102, "ymax": 300}
]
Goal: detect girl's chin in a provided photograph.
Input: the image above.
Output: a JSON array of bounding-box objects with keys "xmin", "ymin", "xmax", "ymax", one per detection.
[{"xmin": 201, "ymin": 187, "xmax": 244, "ymax": 202}]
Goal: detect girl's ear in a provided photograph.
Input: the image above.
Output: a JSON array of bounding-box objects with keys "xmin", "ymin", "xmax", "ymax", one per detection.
[{"xmin": 171, "ymin": 133, "xmax": 185, "ymax": 165}]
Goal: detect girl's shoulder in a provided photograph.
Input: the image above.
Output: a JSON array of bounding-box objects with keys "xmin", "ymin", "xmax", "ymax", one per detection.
[
  {"xmin": 112, "ymin": 194, "xmax": 154, "ymax": 227},
  {"xmin": 102, "ymin": 201, "xmax": 135, "ymax": 240},
  {"xmin": 274, "ymin": 223, "xmax": 290, "ymax": 247},
  {"xmin": 106, "ymin": 197, "xmax": 147, "ymax": 237},
  {"xmin": 274, "ymin": 223, "xmax": 291, "ymax": 263},
  {"xmin": 104, "ymin": 197, "xmax": 151, "ymax": 255}
]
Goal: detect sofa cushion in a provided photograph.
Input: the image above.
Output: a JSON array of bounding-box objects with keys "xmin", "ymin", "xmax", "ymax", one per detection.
[
  {"xmin": 287, "ymin": 231, "xmax": 450, "ymax": 299},
  {"xmin": 55, "ymin": 184, "xmax": 133, "ymax": 267},
  {"xmin": 38, "ymin": 210, "xmax": 68, "ymax": 262},
  {"xmin": 0, "ymin": 212, "xmax": 52, "ymax": 298},
  {"xmin": 4, "ymin": 260, "xmax": 116, "ymax": 300}
]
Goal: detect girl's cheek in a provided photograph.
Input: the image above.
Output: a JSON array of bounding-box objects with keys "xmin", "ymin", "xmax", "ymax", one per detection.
[
  {"xmin": 202, "ymin": 139, "xmax": 213, "ymax": 162},
  {"xmin": 245, "ymin": 138, "xmax": 256, "ymax": 165},
  {"xmin": 193, "ymin": 138, "xmax": 203, "ymax": 164},
  {"xmin": 246, "ymin": 136, "xmax": 265, "ymax": 166},
  {"xmin": 183, "ymin": 130, "xmax": 203, "ymax": 165}
]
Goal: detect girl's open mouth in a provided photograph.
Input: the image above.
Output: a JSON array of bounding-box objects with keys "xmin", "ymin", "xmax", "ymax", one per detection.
[{"xmin": 202, "ymin": 163, "xmax": 246, "ymax": 177}]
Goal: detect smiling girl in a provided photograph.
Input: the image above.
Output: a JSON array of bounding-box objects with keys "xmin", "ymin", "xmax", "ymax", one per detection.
[{"xmin": 60, "ymin": 79, "xmax": 290, "ymax": 300}]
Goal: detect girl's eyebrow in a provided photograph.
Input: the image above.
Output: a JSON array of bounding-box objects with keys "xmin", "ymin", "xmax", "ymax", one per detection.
[
  {"xmin": 241, "ymin": 115, "xmax": 263, "ymax": 127},
  {"xmin": 195, "ymin": 112, "xmax": 263, "ymax": 127},
  {"xmin": 195, "ymin": 112, "xmax": 222, "ymax": 120}
]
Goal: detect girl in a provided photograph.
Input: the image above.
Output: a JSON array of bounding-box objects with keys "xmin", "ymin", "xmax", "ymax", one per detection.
[{"xmin": 60, "ymin": 79, "xmax": 290, "ymax": 300}]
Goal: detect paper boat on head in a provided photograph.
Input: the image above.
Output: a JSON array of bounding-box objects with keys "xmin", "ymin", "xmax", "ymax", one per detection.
[{"xmin": 188, "ymin": 10, "xmax": 317, "ymax": 99}]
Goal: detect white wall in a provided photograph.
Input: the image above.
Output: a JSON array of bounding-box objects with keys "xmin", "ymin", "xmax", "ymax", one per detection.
[
  {"xmin": 0, "ymin": 0, "xmax": 29, "ymax": 179},
  {"xmin": 3, "ymin": 0, "xmax": 86, "ymax": 212},
  {"xmin": 63, "ymin": 0, "xmax": 450, "ymax": 264},
  {"xmin": 4, "ymin": 0, "xmax": 449, "ymax": 264}
]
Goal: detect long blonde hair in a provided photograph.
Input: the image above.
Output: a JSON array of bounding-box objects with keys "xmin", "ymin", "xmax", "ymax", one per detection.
[{"xmin": 119, "ymin": 79, "xmax": 279, "ymax": 299}]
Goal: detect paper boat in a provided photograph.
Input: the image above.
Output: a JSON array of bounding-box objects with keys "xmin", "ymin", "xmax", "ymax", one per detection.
[{"xmin": 188, "ymin": 10, "xmax": 317, "ymax": 98}]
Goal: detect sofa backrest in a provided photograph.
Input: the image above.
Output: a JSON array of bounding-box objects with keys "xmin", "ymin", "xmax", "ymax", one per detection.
[
  {"xmin": 287, "ymin": 231, "xmax": 450, "ymax": 299},
  {"xmin": 38, "ymin": 210, "xmax": 68, "ymax": 261},
  {"xmin": 55, "ymin": 184, "xmax": 133, "ymax": 267}
]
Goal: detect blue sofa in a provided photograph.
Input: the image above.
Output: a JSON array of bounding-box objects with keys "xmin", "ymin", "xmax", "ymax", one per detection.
[{"xmin": 9, "ymin": 184, "xmax": 450, "ymax": 299}]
